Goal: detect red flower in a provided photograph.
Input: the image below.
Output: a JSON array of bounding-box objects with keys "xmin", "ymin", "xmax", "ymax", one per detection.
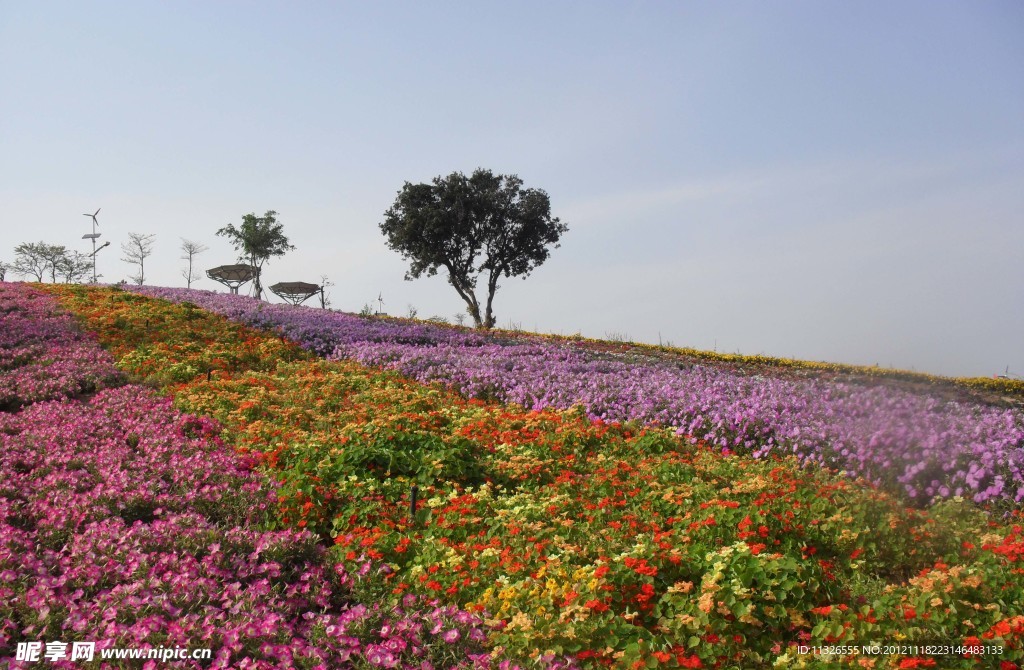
[
  {"xmin": 624, "ymin": 557, "xmax": 658, "ymax": 577},
  {"xmin": 903, "ymin": 606, "xmax": 917, "ymax": 620}
]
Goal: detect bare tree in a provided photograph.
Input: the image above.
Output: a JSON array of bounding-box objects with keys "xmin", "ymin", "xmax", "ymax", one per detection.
[
  {"xmin": 121, "ymin": 233, "xmax": 155, "ymax": 286},
  {"xmin": 0, "ymin": 260, "xmax": 9, "ymax": 281},
  {"xmin": 180, "ymin": 238, "xmax": 209, "ymax": 288},
  {"xmin": 319, "ymin": 274, "xmax": 335, "ymax": 309}
]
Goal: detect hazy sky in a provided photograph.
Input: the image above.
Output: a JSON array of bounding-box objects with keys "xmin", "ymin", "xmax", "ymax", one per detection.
[{"xmin": 2, "ymin": 1, "xmax": 1022, "ymax": 378}]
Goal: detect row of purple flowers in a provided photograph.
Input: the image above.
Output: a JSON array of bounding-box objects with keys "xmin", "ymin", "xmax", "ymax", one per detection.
[
  {"xmin": 132, "ymin": 286, "xmax": 1024, "ymax": 506},
  {"xmin": 0, "ymin": 283, "xmax": 500, "ymax": 669}
]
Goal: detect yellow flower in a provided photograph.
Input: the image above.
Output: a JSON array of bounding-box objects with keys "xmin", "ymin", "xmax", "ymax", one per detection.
[
  {"xmin": 698, "ymin": 592, "xmax": 714, "ymax": 613},
  {"xmin": 509, "ymin": 612, "xmax": 533, "ymax": 631}
]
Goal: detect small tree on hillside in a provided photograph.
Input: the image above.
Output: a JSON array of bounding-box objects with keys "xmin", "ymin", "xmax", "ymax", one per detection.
[
  {"xmin": 319, "ymin": 274, "xmax": 335, "ymax": 309},
  {"xmin": 380, "ymin": 168, "xmax": 567, "ymax": 328},
  {"xmin": 56, "ymin": 251, "xmax": 93, "ymax": 284},
  {"xmin": 121, "ymin": 233, "xmax": 155, "ymax": 285},
  {"xmin": 13, "ymin": 242, "xmax": 57, "ymax": 282},
  {"xmin": 180, "ymin": 238, "xmax": 208, "ymax": 288},
  {"xmin": 0, "ymin": 260, "xmax": 9, "ymax": 281},
  {"xmin": 217, "ymin": 211, "xmax": 294, "ymax": 300},
  {"xmin": 39, "ymin": 244, "xmax": 73, "ymax": 283}
]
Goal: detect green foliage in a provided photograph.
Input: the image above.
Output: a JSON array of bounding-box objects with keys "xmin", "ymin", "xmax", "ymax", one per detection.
[
  {"xmin": 45, "ymin": 284, "xmax": 1024, "ymax": 668},
  {"xmin": 217, "ymin": 211, "xmax": 295, "ymax": 299},
  {"xmin": 12, "ymin": 241, "xmax": 88, "ymax": 283},
  {"xmin": 380, "ymin": 168, "xmax": 567, "ymax": 329}
]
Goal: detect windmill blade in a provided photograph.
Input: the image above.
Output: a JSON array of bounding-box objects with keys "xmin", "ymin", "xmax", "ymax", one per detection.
[{"xmin": 94, "ymin": 208, "xmax": 101, "ymax": 217}]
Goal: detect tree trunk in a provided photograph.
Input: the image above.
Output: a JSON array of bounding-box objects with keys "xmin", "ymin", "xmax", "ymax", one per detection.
[
  {"xmin": 250, "ymin": 256, "xmax": 263, "ymax": 300},
  {"xmin": 482, "ymin": 268, "xmax": 500, "ymax": 329},
  {"xmin": 443, "ymin": 262, "xmax": 483, "ymax": 327},
  {"xmin": 465, "ymin": 298, "xmax": 483, "ymax": 328}
]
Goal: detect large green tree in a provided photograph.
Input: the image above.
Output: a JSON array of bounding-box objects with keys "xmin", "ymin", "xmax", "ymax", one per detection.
[
  {"xmin": 217, "ymin": 211, "xmax": 294, "ymax": 300},
  {"xmin": 380, "ymin": 169, "xmax": 567, "ymax": 329}
]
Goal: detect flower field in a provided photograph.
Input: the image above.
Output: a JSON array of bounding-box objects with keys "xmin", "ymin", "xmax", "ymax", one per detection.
[
  {"xmin": 1, "ymin": 284, "xmax": 496, "ymax": 669},
  {"xmin": 0, "ymin": 285, "xmax": 123, "ymax": 410},
  {"xmin": 129, "ymin": 286, "xmax": 1024, "ymax": 508},
  {"xmin": 14, "ymin": 282, "xmax": 1023, "ymax": 668}
]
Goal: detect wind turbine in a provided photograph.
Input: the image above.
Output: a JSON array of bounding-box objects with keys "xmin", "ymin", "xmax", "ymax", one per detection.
[
  {"xmin": 376, "ymin": 292, "xmax": 385, "ymax": 315},
  {"xmin": 83, "ymin": 208, "xmax": 100, "ymax": 228},
  {"xmin": 81, "ymin": 208, "xmax": 102, "ymax": 282}
]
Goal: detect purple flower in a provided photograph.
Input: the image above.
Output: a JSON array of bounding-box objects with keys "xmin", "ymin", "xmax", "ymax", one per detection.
[{"xmin": 129, "ymin": 284, "xmax": 1024, "ymax": 506}]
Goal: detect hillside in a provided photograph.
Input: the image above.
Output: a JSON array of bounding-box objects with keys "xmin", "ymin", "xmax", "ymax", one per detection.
[{"xmin": 3, "ymin": 281, "xmax": 1022, "ymax": 669}]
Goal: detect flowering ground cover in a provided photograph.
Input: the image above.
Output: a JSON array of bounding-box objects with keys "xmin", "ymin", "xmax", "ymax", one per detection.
[
  {"xmin": 40, "ymin": 283, "xmax": 1024, "ymax": 668},
  {"xmin": 1, "ymin": 283, "xmax": 497, "ymax": 669},
  {"xmin": 0, "ymin": 284, "xmax": 123, "ymax": 410},
  {"xmin": 126, "ymin": 286, "xmax": 1024, "ymax": 508}
]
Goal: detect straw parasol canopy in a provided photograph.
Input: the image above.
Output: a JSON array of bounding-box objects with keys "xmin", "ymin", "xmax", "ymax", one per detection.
[{"xmin": 269, "ymin": 281, "xmax": 322, "ymax": 305}]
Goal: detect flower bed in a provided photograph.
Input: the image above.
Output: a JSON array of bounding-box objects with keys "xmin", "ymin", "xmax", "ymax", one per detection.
[
  {"xmin": 1, "ymin": 283, "xmax": 495, "ymax": 669},
  {"xmin": 0, "ymin": 283, "xmax": 123, "ymax": 409},
  {"xmin": 40, "ymin": 284, "xmax": 1024, "ymax": 668},
  {"xmin": 127, "ymin": 286, "xmax": 1024, "ymax": 507}
]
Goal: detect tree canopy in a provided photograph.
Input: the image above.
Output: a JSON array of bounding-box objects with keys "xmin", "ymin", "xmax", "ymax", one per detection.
[
  {"xmin": 217, "ymin": 211, "xmax": 294, "ymax": 300},
  {"xmin": 12, "ymin": 242, "xmax": 90, "ymax": 283},
  {"xmin": 380, "ymin": 169, "xmax": 567, "ymax": 328},
  {"xmin": 13, "ymin": 242, "xmax": 55, "ymax": 282}
]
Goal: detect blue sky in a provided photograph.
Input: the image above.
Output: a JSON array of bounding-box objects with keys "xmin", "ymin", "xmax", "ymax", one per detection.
[{"xmin": 2, "ymin": 1, "xmax": 1022, "ymax": 377}]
